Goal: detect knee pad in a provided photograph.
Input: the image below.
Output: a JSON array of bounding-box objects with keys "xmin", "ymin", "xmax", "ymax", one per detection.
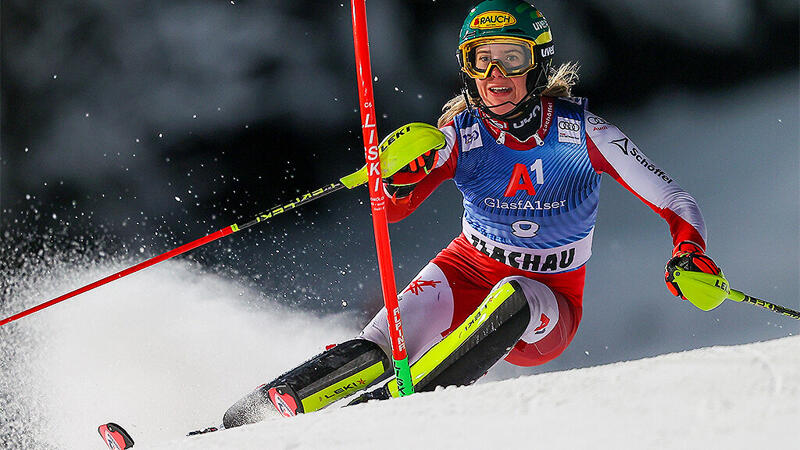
[
  {"xmin": 495, "ymin": 276, "xmax": 561, "ymax": 345},
  {"xmin": 499, "ymin": 277, "xmax": 578, "ymax": 367}
]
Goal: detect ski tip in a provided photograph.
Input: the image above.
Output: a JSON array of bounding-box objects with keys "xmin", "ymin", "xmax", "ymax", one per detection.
[{"xmin": 98, "ymin": 422, "xmax": 135, "ymax": 449}]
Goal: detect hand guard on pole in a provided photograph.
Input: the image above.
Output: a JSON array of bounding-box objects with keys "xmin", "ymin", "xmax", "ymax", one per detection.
[{"xmin": 665, "ymin": 241, "xmax": 727, "ymax": 311}]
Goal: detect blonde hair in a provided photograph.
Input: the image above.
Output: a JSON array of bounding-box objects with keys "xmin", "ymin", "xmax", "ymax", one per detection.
[{"xmin": 437, "ymin": 62, "xmax": 580, "ymax": 128}]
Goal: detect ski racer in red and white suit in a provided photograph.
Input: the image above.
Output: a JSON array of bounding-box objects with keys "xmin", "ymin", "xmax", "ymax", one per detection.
[
  {"xmin": 360, "ymin": 96, "xmax": 707, "ymax": 367},
  {"xmin": 221, "ymin": 2, "xmax": 726, "ymax": 427}
]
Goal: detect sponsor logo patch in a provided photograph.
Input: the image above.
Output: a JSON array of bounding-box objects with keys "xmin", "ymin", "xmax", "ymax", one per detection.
[
  {"xmin": 512, "ymin": 104, "xmax": 541, "ymax": 129},
  {"xmin": 609, "ymin": 138, "xmax": 673, "ymax": 184},
  {"xmin": 403, "ymin": 277, "xmax": 442, "ymax": 296},
  {"xmin": 322, "ymin": 378, "xmax": 367, "ymax": 400},
  {"xmin": 533, "ymin": 313, "xmax": 550, "ymax": 334},
  {"xmin": 587, "ymin": 116, "xmax": 609, "ymax": 125},
  {"xmin": 103, "ymin": 431, "xmax": 123, "ymax": 450},
  {"xmin": 460, "ymin": 122, "xmax": 483, "ymax": 152},
  {"xmin": 468, "ymin": 234, "xmax": 577, "ymax": 272},
  {"xmin": 269, "ymin": 387, "xmax": 298, "ymax": 418},
  {"xmin": 471, "ymin": 11, "xmax": 516, "ymax": 29},
  {"xmin": 557, "ymin": 116, "xmax": 582, "ymax": 144}
]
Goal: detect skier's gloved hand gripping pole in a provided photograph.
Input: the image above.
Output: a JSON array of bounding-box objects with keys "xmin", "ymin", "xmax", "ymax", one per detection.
[
  {"xmin": 0, "ymin": 122, "xmax": 445, "ymax": 328},
  {"xmin": 665, "ymin": 241, "xmax": 800, "ymax": 320}
]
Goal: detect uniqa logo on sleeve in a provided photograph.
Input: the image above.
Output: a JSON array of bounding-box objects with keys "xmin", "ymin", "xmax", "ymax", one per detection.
[{"xmin": 471, "ymin": 11, "xmax": 516, "ymax": 29}]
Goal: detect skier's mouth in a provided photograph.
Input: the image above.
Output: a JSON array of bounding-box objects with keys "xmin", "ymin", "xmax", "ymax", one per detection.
[{"xmin": 488, "ymin": 87, "xmax": 512, "ymax": 94}]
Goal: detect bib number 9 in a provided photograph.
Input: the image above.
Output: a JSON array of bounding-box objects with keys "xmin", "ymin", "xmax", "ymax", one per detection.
[{"xmin": 511, "ymin": 220, "xmax": 539, "ymax": 238}]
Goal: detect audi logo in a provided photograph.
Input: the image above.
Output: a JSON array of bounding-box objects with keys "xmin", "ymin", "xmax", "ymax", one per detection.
[
  {"xmin": 558, "ymin": 121, "xmax": 580, "ymax": 131},
  {"xmin": 587, "ymin": 117, "xmax": 608, "ymax": 125}
]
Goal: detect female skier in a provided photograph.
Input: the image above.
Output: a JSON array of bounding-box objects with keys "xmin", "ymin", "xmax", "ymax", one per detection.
[{"xmin": 222, "ymin": 0, "xmax": 721, "ymax": 427}]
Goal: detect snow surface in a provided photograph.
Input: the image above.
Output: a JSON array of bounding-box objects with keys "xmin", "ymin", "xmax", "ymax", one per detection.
[
  {"xmin": 2, "ymin": 259, "xmax": 797, "ymax": 450},
  {"xmin": 151, "ymin": 337, "xmax": 800, "ymax": 450}
]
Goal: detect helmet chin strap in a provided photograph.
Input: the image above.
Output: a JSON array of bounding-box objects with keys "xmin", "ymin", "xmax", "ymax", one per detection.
[
  {"xmin": 482, "ymin": 91, "xmax": 537, "ymax": 121},
  {"xmin": 461, "ymin": 64, "xmax": 548, "ymax": 123},
  {"xmin": 463, "ymin": 83, "xmax": 537, "ymax": 123}
]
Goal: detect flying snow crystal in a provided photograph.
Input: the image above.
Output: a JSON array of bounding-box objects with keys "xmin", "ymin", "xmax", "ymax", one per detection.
[{"xmin": 175, "ymin": 197, "xmax": 182, "ymax": 202}]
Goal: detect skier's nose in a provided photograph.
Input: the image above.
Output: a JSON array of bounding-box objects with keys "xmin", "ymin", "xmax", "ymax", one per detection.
[{"xmin": 488, "ymin": 65, "xmax": 506, "ymax": 79}]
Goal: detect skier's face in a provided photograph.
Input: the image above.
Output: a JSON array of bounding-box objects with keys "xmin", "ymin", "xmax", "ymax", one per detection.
[{"xmin": 475, "ymin": 67, "xmax": 528, "ymax": 116}]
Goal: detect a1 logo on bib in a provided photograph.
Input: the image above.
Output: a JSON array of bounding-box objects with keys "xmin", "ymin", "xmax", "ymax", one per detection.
[{"xmin": 557, "ymin": 116, "xmax": 582, "ymax": 145}]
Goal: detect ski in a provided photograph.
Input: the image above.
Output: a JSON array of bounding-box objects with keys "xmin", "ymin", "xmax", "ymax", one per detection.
[{"xmin": 97, "ymin": 422, "xmax": 224, "ymax": 448}]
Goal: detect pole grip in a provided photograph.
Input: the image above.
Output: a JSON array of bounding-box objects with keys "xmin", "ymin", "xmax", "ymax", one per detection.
[{"xmin": 350, "ymin": 0, "xmax": 414, "ymax": 396}]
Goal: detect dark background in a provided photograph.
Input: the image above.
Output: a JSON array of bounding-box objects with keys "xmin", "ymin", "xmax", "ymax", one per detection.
[{"xmin": 1, "ymin": 0, "xmax": 798, "ymax": 375}]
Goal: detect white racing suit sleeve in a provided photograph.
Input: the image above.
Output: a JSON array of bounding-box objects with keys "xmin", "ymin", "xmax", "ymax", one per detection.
[{"xmin": 585, "ymin": 111, "xmax": 707, "ymax": 249}]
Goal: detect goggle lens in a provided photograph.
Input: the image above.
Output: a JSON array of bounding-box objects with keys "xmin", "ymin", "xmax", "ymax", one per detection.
[{"xmin": 461, "ymin": 39, "xmax": 536, "ymax": 79}]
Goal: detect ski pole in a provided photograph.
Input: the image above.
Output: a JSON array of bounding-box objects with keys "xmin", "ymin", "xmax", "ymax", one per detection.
[
  {"xmin": 668, "ymin": 268, "xmax": 800, "ymax": 320},
  {"xmin": 0, "ymin": 123, "xmax": 443, "ymax": 328},
  {"xmin": 0, "ymin": 183, "xmax": 343, "ymax": 327},
  {"xmin": 727, "ymin": 289, "xmax": 800, "ymax": 320},
  {"xmin": 350, "ymin": 0, "xmax": 414, "ymax": 396}
]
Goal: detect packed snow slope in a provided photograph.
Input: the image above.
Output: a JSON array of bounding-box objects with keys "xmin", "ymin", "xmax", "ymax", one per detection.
[
  {"xmin": 2, "ymin": 259, "xmax": 797, "ymax": 450},
  {"xmin": 152, "ymin": 337, "xmax": 799, "ymax": 450}
]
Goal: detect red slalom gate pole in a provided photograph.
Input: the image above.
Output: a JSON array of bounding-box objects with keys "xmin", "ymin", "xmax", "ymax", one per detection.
[{"xmin": 350, "ymin": 0, "xmax": 414, "ymax": 396}]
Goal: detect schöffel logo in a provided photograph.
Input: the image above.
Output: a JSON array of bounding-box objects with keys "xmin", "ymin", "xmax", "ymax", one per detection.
[
  {"xmin": 557, "ymin": 116, "xmax": 582, "ymax": 144},
  {"xmin": 609, "ymin": 138, "xmax": 674, "ymax": 184},
  {"xmin": 471, "ymin": 11, "xmax": 516, "ymax": 29}
]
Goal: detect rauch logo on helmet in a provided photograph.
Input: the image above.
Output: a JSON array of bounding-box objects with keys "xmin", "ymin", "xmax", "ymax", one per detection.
[{"xmin": 471, "ymin": 11, "xmax": 516, "ymax": 29}]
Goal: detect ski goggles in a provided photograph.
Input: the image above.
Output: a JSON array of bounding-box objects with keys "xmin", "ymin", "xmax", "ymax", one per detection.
[{"xmin": 458, "ymin": 37, "xmax": 538, "ymax": 79}]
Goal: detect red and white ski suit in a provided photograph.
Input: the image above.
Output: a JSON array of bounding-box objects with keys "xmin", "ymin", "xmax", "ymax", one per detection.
[{"xmin": 361, "ymin": 97, "xmax": 706, "ymax": 367}]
